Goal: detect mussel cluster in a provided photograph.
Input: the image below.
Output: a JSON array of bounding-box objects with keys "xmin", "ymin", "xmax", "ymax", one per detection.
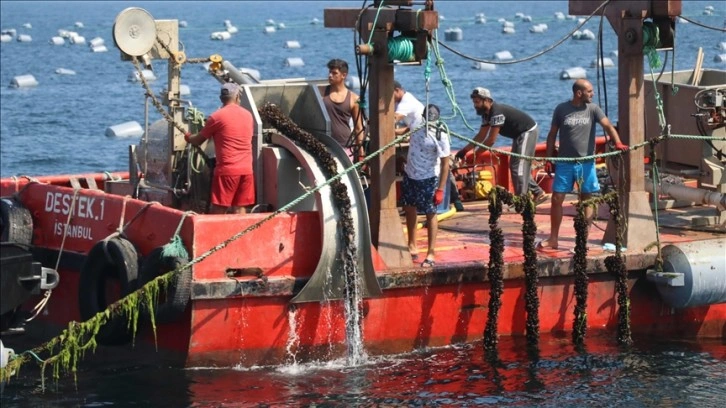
[
  {"xmin": 514, "ymin": 195, "xmax": 540, "ymax": 349},
  {"xmin": 603, "ymin": 194, "xmax": 632, "ymax": 346},
  {"xmin": 484, "ymin": 188, "xmax": 506, "ymax": 353},
  {"xmin": 572, "ymin": 202, "xmax": 591, "ymax": 345},
  {"xmin": 259, "ymin": 103, "xmax": 359, "ymax": 313}
]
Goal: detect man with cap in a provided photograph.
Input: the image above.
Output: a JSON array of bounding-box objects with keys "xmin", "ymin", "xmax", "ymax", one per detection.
[
  {"xmin": 185, "ymin": 82, "xmax": 255, "ymax": 214},
  {"xmin": 455, "ymin": 87, "xmax": 549, "ymax": 203},
  {"xmin": 395, "ymin": 82, "xmax": 450, "ymax": 267}
]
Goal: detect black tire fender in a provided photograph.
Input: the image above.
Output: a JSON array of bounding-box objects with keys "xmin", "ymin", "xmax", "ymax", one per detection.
[
  {"xmin": 0, "ymin": 197, "xmax": 33, "ymax": 245},
  {"xmin": 78, "ymin": 236, "xmax": 139, "ymax": 346},
  {"xmin": 139, "ymin": 247, "xmax": 191, "ymax": 324}
]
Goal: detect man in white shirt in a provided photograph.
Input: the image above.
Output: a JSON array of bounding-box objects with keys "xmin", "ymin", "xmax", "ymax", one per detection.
[{"xmin": 394, "ymin": 81, "xmax": 450, "ymax": 267}]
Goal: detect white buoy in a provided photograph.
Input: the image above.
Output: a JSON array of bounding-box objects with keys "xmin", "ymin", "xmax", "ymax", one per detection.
[
  {"xmin": 345, "ymin": 76, "xmax": 361, "ymax": 90},
  {"xmin": 16, "ymin": 34, "xmax": 32, "ymax": 42},
  {"xmin": 22, "ymin": 23, "xmax": 32, "ymax": 29},
  {"xmin": 554, "ymin": 12, "xmax": 565, "ymax": 20},
  {"xmin": 128, "ymin": 69, "xmax": 156, "ymax": 82},
  {"xmin": 74, "ymin": 21, "xmax": 84, "ymax": 28},
  {"xmin": 88, "ymin": 37, "xmax": 104, "ymax": 47},
  {"xmin": 702, "ymin": 9, "xmax": 713, "ymax": 16},
  {"xmin": 285, "ymin": 57, "xmax": 305, "ymax": 67},
  {"xmin": 560, "ymin": 67, "xmax": 587, "ymax": 80},
  {"xmin": 69, "ymin": 35, "xmax": 86, "ymax": 44},
  {"xmin": 2, "ymin": 29, "xmax": 17, "ymax": 37},
  {"xmin": 503, "ymin": 21, "xmax": 514, "ymax": 28},
  {"xmin": 475, "ymin": 13, "xmax": 486, "ymax": 24},
  {"xmin": 49, "ymin": 36, "xmax": 64, "ymax": 45},
  {"xmin": 472, "ymin": 62, "xmax": 496, "ymax": 71},
  {"xmin": 55, "ymin": 68, "xmax": 76, "ymax": 75},
  {"xmin": 515, "ymin": 12, "xmax": 524, "ymax": 19},
  {"xmin": 1, "ymin": 34, "xmax": 13, "ymax": 43},
  {"xmin": 494, "ymin": 50, "xmax": 513, "ymax": 61},
  {"xmin": 444, "ymin": 27, "xmax": 463, "ymax": 42},
  {"xmin": 566, "ymin": 15, "xmax": 576, "ymax": 20},
  {"xmin": 530, "ymin": 24, "xmax": 548, "ymax": 33},
  {"xmin": 572, "ymin": 29, "xmax": 595, "ymax": 40},
  {"xmin": 502, "ymin": 26, "xmax": 515, "ymax": 34},
  {"xmin": 105, "ymin": 121, "xmax": 144, "ymax": 138},
  {"xmin": 285, "ymin": 40, "xmax": 301, "ymax": 49},
  {"xmin": 179, "ymin": 20, "xmax": 188, "ymax": 28},
  {"xmin": 161, "ymin": 84, "xmax": 191, "ymax": 97},
  {"xmin": 610, "ymin": 50, "xmax": 619, "ymax": 58},
  {"xmin": 590, "ymin": 57, "xmax": 615, "ymax": 68},
  {"xmin": 265, "ymin": 19, "xmax": 275, "ymax": 26},
  {"xmin": 497, "ymin": 18, "xmax": 506, "ymax": 24},
  {"xmin": 264, "ymin": 26, "xmax": 276, "ymax": 34},
  {"xmin": 210, "ymin": 31, "xmax": 231, "ymax": 40},
  {"xmin": 226, "ymin": 25, "xmax": 238, "ymax": 34},
  {"xmin": 61, "ymin": 30, "xmax": 78, "ymax": 39},
  {"xmin": 522, "ymin": 16, "xmax": 532, "ymax": 22},
  {"xmin": 90, "ymin": 45, "xmax": 108, "ymax": 53},
  {"xmin": 277, "ymin": 23, "xmax": 286, "ymax": 29},
  {"xmin": 705, "ymin": 5, "xmax": 715, "ymax": 11},
  {"xmin": 714, "ymin": 54, "xmax": 726, "ymax": 63},
  {"xmin": 719, "ymin": 42, "xmax": 726, "ymax": 51},
  {"xmin": 310, "ymin": 18, "xmax": 320, "ymax": 25},
  {"xmin": 578, "ymin": 18, "xmax": 586, "ymax": 24},
  {"xmin": 677, "ymin": 17, "xmax": 689, "ymax": 24},
  {"xmin": 9, "ymin": 74, "xmax": 38, "ymax": 88}
]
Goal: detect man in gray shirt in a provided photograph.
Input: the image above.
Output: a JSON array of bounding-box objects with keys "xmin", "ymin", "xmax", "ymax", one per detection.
[{"xmin": 538, "ymin": 79, "xmax": 628, "ymax": 251}]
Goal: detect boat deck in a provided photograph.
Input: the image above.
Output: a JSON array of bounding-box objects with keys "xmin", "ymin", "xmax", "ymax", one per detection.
[{"xmin": 401, "ymin": 195, "xmax": 725, "ymax": 276}]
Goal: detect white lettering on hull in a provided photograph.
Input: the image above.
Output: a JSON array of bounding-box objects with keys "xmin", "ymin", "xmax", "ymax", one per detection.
[
  {"xmin": 53, "ymin": 221, "xmax": 94, "ymax": 240},
  {"xmin": 44, "ymin": 192, "xmax": 105, "ymax": 221}
]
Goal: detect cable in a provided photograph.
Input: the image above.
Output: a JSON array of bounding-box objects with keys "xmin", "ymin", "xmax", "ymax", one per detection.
[{"xmin": 678, "ymin": 16, "xmax": 726, "ymax": 32}]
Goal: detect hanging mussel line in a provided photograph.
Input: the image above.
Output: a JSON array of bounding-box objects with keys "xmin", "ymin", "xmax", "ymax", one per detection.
[
  {"xmin": 572, "ymin": 201, "xmax": 591, "ymax": 345},
  {"xmin": 514, "ymin": 195, "xmax": 540, "ymax": 351},
  {"xmin": 484, "ymin": 188, "xmax": 507, "ymax": 355},
  {"xmin": 258, "ymin": 103, "xmax": 362, "ymax": 348}
]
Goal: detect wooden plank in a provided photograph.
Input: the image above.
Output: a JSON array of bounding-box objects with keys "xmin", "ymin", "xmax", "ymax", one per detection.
[{"xmin": 324, "ymin": 8, "xmax": 438, "ymax": 31}]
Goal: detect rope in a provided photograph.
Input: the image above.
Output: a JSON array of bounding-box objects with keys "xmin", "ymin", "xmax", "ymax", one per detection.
[
  {"xmin": 435, "ymin": 0, "xmax": 611, "ymax": 65},
  {"xmin": 162, "ymin": 211, "xmax": 195, "ymax": 259},
  {"xmin": 678, "ymin": 16, "xmax": 726, "ymax": 32}
]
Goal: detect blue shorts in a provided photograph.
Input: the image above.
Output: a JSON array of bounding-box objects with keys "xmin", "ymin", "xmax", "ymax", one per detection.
[
  {"xmin": 401, "ymin": 174, "xmax": 438, "ymax": 215},
  {"xmin": 552, "ymin": 161, "xmax": 600, "ymax": 194}
]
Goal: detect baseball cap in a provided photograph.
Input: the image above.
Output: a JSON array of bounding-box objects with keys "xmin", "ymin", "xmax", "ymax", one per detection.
[
  {"xmin": 220, "ymin": 82, "xmax": 239, "ymax": 98},
  {"xmin": 471, "ymin": 87, "xmax": 492, "ymax": 100}
]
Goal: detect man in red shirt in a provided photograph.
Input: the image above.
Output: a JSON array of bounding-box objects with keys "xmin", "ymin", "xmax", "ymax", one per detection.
[{"xmin": 186, "ymin": 82, "xmax": 255, "ymax": 214}]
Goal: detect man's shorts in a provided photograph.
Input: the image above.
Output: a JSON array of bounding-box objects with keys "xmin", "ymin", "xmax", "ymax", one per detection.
[
  {"xmin": 401, "ymin": 174, "xmax": 437, "ymax": 215},
  {"xmin": 552, "ymin": 161, "xmax": 600, "ymax": 194},
  {"xmin": 211, "ymin": 174, "xmax": 255, "ymax": 207}
]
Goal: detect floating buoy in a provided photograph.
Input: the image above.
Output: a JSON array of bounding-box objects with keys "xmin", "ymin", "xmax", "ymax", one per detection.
[
  {"xmin": 475, "ymin": 13, "xmax": 486, "ymax": 24},
  {"xmin": 2, "ymin": 29, "xmax": 17, "ymax": 37},
  {"xmin": 610, "ymin": 50, "xmax": 619, "ymax": 58},
  {"xmin": 554, "ymin": 12, "xmax": 565, "ymax": 20},
  {"xmin": 22, "ymin": 23, "xmax": 32, "ymax": 29},
  {"xmin": 566, "ymin": 15, "xmax": 576, "ymax": 20},
  {"xmin": 62, "ymin": 31, "xmax": 78, "ymax": 39},
  {"xmin": 285, "ymin": 40, "xmax": 301, "ymax": 49},
  {"xmin": 226, "ymin": 25, "xmax": 238, "ymax": 34},
  {"xmin": 444, "ymin": 27, "xmax": 463, "ymax": 41},
  {"xmin": 105, "ymin": 121, "xmax": 144, "ymax": 138},
  {"xmin": 69, "ymin": 35, "xmax": 86, "ymax": 44},
  {"xmin": 285, "ymin": 57, "xmax": 304, "ymax": 67},
  {"xmin": 530, "ymin": 24, "xmax": 548, "ymax": 33},
  {"xmin": 128, "ymin": 69, "xmax": 156, "ymax": 82},
  {"xmin": 702, "ymin": 8, "xmax": 713, "ymax": 16},
  {"xmin": 89, "ymin": 37, "xmax": 104, "ymax": 47},
  {"xmin": 210, "ymin": 31, "xmax": 231, "ymax": 40},
  {"xmin": 90, "ymin": 44, "xmax": 108, "ymax": 53},
  {"xmin": 345, "ymin": 76, "xmax": 361, "ymax": 90},
  {"xmin": 74, "ymin": 21, "xmax": 84, "ymax": 28},
  {"xmin": 497, "ymin": 18, "xmax": 506, "ymax": 24},
  {"xmin": 560, "ymin": 66, "xmax": 587, "ymax": 80},
  {"xmin": 705, "ymin": 5, "xmax": 715, "ymax": 11},
  {"xmin": 9, "ymin": 74, "xmax": 38, "ymax": 88},
  {"xmin": 16, "ymin": 34, "xmax": 32, "ymax": 43},
  {"xmin": 677, "ymin": 17, "xmax": 689, "ymax": 24},
  {"xmin": 503, "ymin": 21, "xmax": 514, "ymax": 28},
  {"xmin": 719, "ymin": 42, "xmax": 726, "ymax": 51},
  {"xmin": 494, "ymin": 50, "xmax": 513, "ymax": 61},
  {"xmin": 1, "ymin": 34, "xmax": 13, "ymax": 43},
  {"xmin": 714, "ymin": 54, "xmax": 726, "ymax": 63},
  {"xmin": 472, "ymin": 61, "xmax": 496, "ymax": 71},
  {"xmin": 572, "ymin": 29, "xmax": 595, "ymax": 40},
  {"xmin": 515, "ymin": 12, "xmax": 524, "ymax": 19},
  {"xmin": 578, "ymin": 18, "xmax": 586, "ymax": 24},
  {"xmin": 265, "ymin": 19, "xmax": 275, "ymax": 26},
  {"xmin": 179, "ymin": 20, "xmax": 187, "ymax": 28},
  {"xmin": 502, "ymin": 26, "xmax": 515, "ymax": 34},
  {"xmin": 277, "ymin": 23, "xmax": 286, "ymax": 29},
  {"xmin": 49, "ymin": 36, "xmax": 64, "ymax": 45},
  {"xmin": 590, "ymin": 57, "xmax": 614, "ymax": 68},
  {"xmin": 522, "ymin": 15, "xmax": 532, "ymax": 22},
  {"xmin": 310, "ymin": 18, "xmax": 320, "ymax": 25},
  {"xmin": 263, "ymin": 26, "xmax": 276, "ymax": 34},
  {"xmin": 55, "ymin": 68, "xmax": 76, "ymax": 75}
]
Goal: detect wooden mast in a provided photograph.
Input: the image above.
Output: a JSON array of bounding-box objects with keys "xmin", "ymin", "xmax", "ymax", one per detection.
[
  {"xmin": 569, "ymin": 0, "xmax": 681, "ymax": 252},
  {"xmin": 324, "ymin": 5, "xmax": 438, "ymax": 268}
]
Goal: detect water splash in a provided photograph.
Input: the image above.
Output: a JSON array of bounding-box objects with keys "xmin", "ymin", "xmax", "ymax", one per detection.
[{"xmin": 285, "ymin": 307, "xmax": 300, "ymax": 367}]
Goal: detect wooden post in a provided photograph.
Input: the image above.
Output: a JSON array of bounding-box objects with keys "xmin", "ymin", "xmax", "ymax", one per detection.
[{"xmin": 325, "ymin": 7, "xmax": 438, "ymax": 268}]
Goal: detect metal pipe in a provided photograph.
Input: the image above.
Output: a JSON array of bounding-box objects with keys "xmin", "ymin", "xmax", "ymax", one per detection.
[
  {"xmin": 221, "ymin": 60, "xmax": 260, "ymax": 85},
  {"xmin": 645, "ymin": 178, "xmax": 726, "ymax": 210}
]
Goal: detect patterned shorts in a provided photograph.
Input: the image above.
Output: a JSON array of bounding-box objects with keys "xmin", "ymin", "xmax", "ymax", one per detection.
[{"xmin": 401, "ymin": 174, "xmax": 438, "ymax": 215}]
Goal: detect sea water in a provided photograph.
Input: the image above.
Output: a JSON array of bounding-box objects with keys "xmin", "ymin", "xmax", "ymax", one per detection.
[{"xmin": 1, "ymin": 1, "xmax": 725, "ymax": 406}]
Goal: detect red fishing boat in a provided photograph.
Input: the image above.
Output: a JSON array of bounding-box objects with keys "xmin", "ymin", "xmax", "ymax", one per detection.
[{"xmin": 1, "ymin": 1, "xmax": 724, "ymax": 372}]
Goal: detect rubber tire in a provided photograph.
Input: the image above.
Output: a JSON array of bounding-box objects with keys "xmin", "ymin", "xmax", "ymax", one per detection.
[
  {"xmin": 78, "ymin": 237, "xmax": 139, "ymax": 346},
  {"xmin": 0, "ymin": 197, "xmax": 33, "ymax": 245},
  {"xmin": 139, "ymin": 247, "xmax": 191, "ymax": 324}
]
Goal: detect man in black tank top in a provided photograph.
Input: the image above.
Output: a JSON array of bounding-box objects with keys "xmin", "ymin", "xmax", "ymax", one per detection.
[
  {"xmin": 455, "ymin": 87, "xmax": 548, "ymax": 203},
  {"xmin": 322, "ymin": 59, "xmax": 364, "ymax": 161}
]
